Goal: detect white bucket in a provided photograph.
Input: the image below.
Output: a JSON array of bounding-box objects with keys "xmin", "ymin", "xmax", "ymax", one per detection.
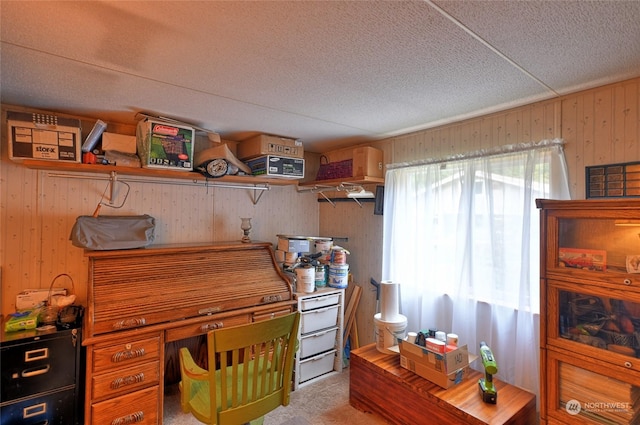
[
  {"xmin": 296, "ymin": 265, "xmax": 315, "ymax": 293},
  {"xmin": 374, "ymin": 313, "xmax": 407, "ymax": 354},
  {"xmin": 328, "ymin": 264, "xmax": 349, "ymax": 288}
]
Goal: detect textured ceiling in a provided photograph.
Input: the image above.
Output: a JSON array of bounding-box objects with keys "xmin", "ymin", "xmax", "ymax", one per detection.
[{"xmin": 2, "ymin": 1, "xmax": 640, "ymax": 153}]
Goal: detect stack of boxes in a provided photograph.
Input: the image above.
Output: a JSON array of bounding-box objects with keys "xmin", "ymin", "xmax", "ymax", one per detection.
[
  {"xmin": 399, "ymin": 335, "xmax": 476, "ymax": 389},
  {"xmin": 237, "ymin": 134, "xmax": 304, "ymax": 179}
]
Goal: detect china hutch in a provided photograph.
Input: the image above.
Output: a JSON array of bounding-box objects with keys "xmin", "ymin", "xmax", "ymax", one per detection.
[{"xmin": 538, "ymin": 199, "xmax": 640, "ymax": 424}]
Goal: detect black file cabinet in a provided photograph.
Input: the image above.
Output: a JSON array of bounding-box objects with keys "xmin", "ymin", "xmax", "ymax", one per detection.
[{"xmin": 1, "ymin": 323, "xmax": 84, "ymax": 425}]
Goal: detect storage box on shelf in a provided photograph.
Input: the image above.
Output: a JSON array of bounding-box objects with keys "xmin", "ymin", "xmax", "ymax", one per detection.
[
  {"xmin": 7, "ymin": 110, "xmax": 82, "ymax": 163},
  {"xmin": 136, "ymin": 119, "xmax": 195, "ymax": 171},
  {"xmin": 538, "ymin": 198, "xmax": 640, "ymax": 425},
  {"xmin": 316, "ymin": 146, "xmax": 383, "ymax": 181},
  {"xmin": 237, "ymin": 134, "xmax": 303, "ymax": 160},
  {"xmin": 293, "ymin": 288, "xmax": 344, "ymax": 389},
  {"xmin": 245, "ymin": 155, "xmax": 305, "ymax": 179}
]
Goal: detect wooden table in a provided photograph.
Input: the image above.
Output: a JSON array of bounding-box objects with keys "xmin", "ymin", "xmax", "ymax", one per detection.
[{"xmin": 350, "ymin": 344, "xmax": 537, "ymax": 425}]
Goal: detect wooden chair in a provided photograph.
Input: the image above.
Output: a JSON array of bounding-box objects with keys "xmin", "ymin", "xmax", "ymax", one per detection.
[{"xmin": 179, "ymin": 312, "xmax": 300, "ymax": 425}]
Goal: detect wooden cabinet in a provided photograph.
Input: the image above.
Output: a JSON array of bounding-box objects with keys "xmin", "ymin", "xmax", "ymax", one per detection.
[
  {"xmin": 293, "ymin": 288, "xmax": 344, "ymax": 389},
  {"xmin": 538, "ymin": 199, "xmax": 640, "ymax": 424},
  {"xmin": 88, "ymin": 330, "xmax": 162, "ymax": 424}
]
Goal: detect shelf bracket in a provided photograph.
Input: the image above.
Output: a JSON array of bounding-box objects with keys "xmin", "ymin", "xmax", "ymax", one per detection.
[
  {"xmin": 318, "ymin": 191, "xmax": 336, "ymax": 208},
  {"xmin": 249, "ymin": 186, "xmax": 269, "ymax": 205}
]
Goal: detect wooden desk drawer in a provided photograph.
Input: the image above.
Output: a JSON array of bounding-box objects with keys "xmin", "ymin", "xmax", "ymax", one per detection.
[
  {"xmin": 253, "ymin": 307, "xmax": 293, "ymax": 322},
  {"xmin": 91, "ymin": 385, "xmax": 159, "ymax": 425},
  {"xmin": 93, "ymin": 336, "xmax": 160, "ymax": 373},
  {"xmin": 92, "ymin": 360, "xmax": 160, "ymax": 400},
  {"xmin": 165, "ymin": 314, "xmax": 249, "ymax": 342}
]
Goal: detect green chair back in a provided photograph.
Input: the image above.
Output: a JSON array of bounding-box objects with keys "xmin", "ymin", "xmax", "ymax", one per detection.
[{"xmin": 179, "ymin": 312, "xmax": 300, "ymax": 425}]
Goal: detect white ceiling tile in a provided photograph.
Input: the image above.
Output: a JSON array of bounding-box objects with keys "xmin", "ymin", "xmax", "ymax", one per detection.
[{"xmin": 2, "ymin": 1, "xmax": 639, "ymax": 151}]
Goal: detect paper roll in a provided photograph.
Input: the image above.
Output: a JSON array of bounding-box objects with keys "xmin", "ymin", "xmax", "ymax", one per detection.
[{"xmin": 380, "ymin": 280, "xmax": 400, "ymax": 321}]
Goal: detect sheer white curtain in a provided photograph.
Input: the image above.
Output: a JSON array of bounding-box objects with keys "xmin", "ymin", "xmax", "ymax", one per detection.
[{"xmin": 382, "ymin": 139, "xmax": 570, "ymax": 400}]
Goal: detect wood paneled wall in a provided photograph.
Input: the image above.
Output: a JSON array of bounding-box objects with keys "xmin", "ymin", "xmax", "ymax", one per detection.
[
  {"xmin": 0, "ymin": 107, "xmax": 319, "ymax": 314},
  {"xmin": 2, "ymin": 77, "xmax": 639, "ymax": 347}
]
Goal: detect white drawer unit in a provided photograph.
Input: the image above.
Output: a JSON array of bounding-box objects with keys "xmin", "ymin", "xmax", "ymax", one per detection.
[{"xmin": 294, "ymin": 288, "xmax": 344, "ymax": 389}]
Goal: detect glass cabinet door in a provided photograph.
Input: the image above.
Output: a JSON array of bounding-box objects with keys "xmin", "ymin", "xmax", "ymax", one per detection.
[
  {"xmin": 549, "ymin": 215, "xmax": 640, "ymax": 287},
  {"xmin": 548, "ymin": 350, "xmax": 640, "ymax": 424},
  {"xmin": 557, "ymin": 289, "xmax": 640, "ymax": 360}
]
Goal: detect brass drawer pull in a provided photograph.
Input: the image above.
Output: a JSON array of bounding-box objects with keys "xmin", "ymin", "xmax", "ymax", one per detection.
[
  {"xmin": 262, "ymin": 294, "xmax": 282, "ymax": 303},
  {"xmin": 111, "ymin": 411, "xmax": 144, "ymax": 425},
  {"xmin": 21, "ymin": 364, "xmax": 50, "ymax": 378},
  {"xmin": 198, "ymin": 306, "xmax": 221, "ymax": 315},
  {"xmin": 110, "ymin": 372, "xmax": 145, "ymax": 389},
  {"xmin": 111, "ymin": 348, "xmax": 146, "ymax": 363},
  {"xmin": 112, "ymin": 318, "xmax": 146, "ymax": 330},
  {"xmin": 200, "ymin": 322, "xmax": 224, "ymax": 332}
]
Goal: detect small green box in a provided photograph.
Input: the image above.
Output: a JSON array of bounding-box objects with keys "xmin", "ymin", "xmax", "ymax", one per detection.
[{"xmin": 4, "ymin": 309, "xmax": 40, "ymax": 332}]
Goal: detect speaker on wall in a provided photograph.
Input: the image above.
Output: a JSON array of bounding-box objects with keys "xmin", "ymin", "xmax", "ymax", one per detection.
[{"xmin": 374, "ymin": 185, "xmax": 384, "ymax": 215}]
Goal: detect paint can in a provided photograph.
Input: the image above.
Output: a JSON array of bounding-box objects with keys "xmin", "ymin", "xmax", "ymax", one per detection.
[
  {"xmin": 328, "ymin": 264, "xmax": 349, "ymax": 288},
  {"xmin": 314, "ymin": 239, "xmax": 332, "ymax": 254},
  {"xmin": 284, "ymin": 251, "xmax": 299, "ymax": 267},
  {"xmin": 275, "ymin": 249, "xmax": 285, "ymax": 264},
  {"xmin": 315, "ymin": 264, "xmax": 327, "ymax": 288},
  {"xmin": 296, "ymin": 264, "xmax": 315, "ymax": 293},
  {"xmin": 330, "ymin": 248, "xmax": 347, "ymax": 265},
  {"xmin": 374, "ymin": 313, "xmax": 408, "ymax": 354}
]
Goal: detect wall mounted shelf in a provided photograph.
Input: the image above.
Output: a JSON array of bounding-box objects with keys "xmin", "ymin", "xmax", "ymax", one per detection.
[
  {"xmin": 298, "ymin": 176, "xmax": 384, "ymax": 189},
  {"xmin": 297, "ymin": 176, "xmax": 384, "ymax": 207},
  {"xmin": 22, "ymin": 160, "xmax": 298, "ymax": 205}
]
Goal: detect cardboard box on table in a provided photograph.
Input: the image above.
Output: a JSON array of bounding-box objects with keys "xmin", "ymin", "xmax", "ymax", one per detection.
[{"xmin": 399, "ymin": 341, "xmax": 476, "ymax": 389}]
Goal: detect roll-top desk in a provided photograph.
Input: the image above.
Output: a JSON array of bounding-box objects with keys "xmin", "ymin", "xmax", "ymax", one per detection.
[{"xmin": 82, "ymin": 242, "xmax": 295, "ymax": 425}]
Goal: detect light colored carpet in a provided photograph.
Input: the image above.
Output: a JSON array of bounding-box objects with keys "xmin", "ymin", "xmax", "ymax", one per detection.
[{"xmin": 163, "ymin": 369, "xmax": 388, "ymax": 425}]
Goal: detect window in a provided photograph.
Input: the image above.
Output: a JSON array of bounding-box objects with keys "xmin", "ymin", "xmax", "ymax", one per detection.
[{"xmin": 382, "ymin": 139, "xmax": 570, "ymax": 399}]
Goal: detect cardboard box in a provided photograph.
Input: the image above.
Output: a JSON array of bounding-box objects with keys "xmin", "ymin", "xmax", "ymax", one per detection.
[
  {"xmin": 16, "ymin": 288, "xmax": 67, "ymax": 310},
  {"xmin": 245, "ymin": 155, "xmax": 304, "ymax": 179},
  {"xmin": 136, "ymin": 119, "xmax": 195, "ymax": 171},
  {"xmin": 7, "ymin": 110, "xmax": 82, "ymax": 162},
  {"xmin": 277, "ymin": 236, "xmax": 311, "ymax": 253},
  {"xmin": 399, "ymin": 341, "xmax": 474, "ymax": 388},
  {"xmin": 237, "ymin": 134, "xmax": 303, "ymax": 160},
  {"xmin": 102, "ymin": 132, "xmax": 137, "ymax": 154},
  {"xmin": 319, "ymin": 146, "xmax": 383, "ymax": 179}
]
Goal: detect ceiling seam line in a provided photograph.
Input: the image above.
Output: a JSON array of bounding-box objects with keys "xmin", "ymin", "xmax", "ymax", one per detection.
[
  {"xmin": 423, "ymin": 0, "xmax": 560, "ymax": 97},
  {"xmin": 0, "ymin": 41, "xmax": 377, "ymax": 135}
]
